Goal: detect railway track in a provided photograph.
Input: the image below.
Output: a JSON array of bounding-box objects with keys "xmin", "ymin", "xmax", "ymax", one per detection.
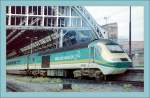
[
  {"xmin": 6, "ymin": 74, "xmax": 143, "ymax": 92},
  {"xmin": 7, "ymin": 82, "xmax": 23, "ymax": 92},
  {"xmin": 7, "ymin": 74, "xmax": 143, "ymax": 87},
  {"xmin": 7, "ymin": 77, "xmax": 143, "ymax": 93},
  {"xmin": 7, "ymin": 85, "xmax": 17, "ymax": 92},
  {"xmin": 62, "ymin": 78, "xmax": 144, "ymax": 87},
  {"xmin": 7, "ymin": 68, "xmax": 144, "ymax": 89},
  {"xmin": 63, "ymin": 68, "xmax": 144, "ymax": 87}
]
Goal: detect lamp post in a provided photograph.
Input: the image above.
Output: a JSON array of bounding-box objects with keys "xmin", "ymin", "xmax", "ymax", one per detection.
[
  {"xmin": 129, "ymin": 6, "xmax": 132, "ymax": 60},
  {"xmin": 26, "ymin": 36, "xmax": 38, "ymax": 70}
]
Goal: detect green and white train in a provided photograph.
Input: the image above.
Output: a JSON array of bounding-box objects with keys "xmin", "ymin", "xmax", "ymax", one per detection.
[{"xmin": 7, "ymin": 39, "xmax": 132, "ymax": 79}]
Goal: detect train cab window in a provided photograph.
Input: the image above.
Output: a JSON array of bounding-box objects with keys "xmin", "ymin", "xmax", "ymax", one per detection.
[{"xmin": 106, "ymin": 45, "xmax": 124, "ymax": 53}]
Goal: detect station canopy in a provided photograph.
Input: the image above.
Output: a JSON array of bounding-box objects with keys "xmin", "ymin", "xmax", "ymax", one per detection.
[{"xmin": 6, "ymin": 6, "xmax": 107, "ymax": 58}]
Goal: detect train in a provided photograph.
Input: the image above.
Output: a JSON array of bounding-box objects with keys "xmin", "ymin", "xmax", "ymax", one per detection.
[{"xmin": 6, "ymin": 39, "xmax": 132, "ymax": 79}]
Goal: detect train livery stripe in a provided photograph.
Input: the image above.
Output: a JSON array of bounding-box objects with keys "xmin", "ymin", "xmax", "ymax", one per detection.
[
  {"xmin": 7, "ymin": 58, "xmax": 130, "ymax": 69},
  {"xmin": 50, "ymin": 59, "xmax": 90, "ymax": 64},
  {"xmin": 50, "ymin": 59, "xmax": 129, "ymax": 68}
]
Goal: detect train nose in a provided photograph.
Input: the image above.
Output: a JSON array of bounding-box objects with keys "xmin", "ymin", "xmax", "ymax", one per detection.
[{"xmin": 100, "ymin": 66, "xmax": 127, "ymax": 75}]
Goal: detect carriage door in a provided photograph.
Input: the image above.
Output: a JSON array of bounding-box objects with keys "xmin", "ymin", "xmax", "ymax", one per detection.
[
  {"xmin": 42, "ymin": 55, "xmax": 50, "ymax": 68},
  {"xmin": 90, "ymin": 47, "xmax": 95, "ymax": 63}
]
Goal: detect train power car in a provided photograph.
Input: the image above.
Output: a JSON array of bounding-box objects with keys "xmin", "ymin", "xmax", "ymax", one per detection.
[{"xmin": 7, "ymin": 39, "xmax": 132, "ymax": 79}]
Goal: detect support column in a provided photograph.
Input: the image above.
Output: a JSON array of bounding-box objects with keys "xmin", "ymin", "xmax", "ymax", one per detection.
[
  {"xmin": 8, "ymin": 6, "xmax": 11, "ymax": 25},
  {"xmin": 59, "ymin": 29, "xmax": 63, "ymax": 48},
  {"xmin": 25, "ymin": 6, "xmax": 29, "ymax": 26},
  {"xmin": 80, "ymin": 19, "xmax": 82, "ymax": 27},
  {"xmin": 56, "ymin": 6, "xmax": 59, "ymax": 27},
  {"xmin": 41, "ymin": 6, "xmax": 45, "ymax": 26},
  {"xmin": 69, "ymin": 6, "xmax": 72, "ymax": 27}
]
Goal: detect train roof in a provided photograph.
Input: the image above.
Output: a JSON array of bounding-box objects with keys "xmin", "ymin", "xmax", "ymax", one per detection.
[
  {"xmin": 39, "ymin": 42, "xmax": 90, "ymax": 56},
  {"xmin": 40, "ymin": 39, "xmax": 118, "ymax": 56},
  {"xmin": 92, "ymin": 39, "xmax": 118, "ymax": 45},
  {"xmin": 8, "ymin": 39, "xmax": 118, "ymax": 59}
]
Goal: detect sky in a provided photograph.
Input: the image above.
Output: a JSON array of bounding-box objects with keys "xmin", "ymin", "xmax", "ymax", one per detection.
[{"xmin": 85, "ymin": 6, "xmax": 144, "ymax": 41}]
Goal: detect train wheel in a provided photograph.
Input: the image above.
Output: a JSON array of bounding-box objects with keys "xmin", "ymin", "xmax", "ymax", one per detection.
[
  {"xmin": 40, "ymin": 71, "xmax": 47, "ymax": 77},
  {"xmin": 73, "ymin": 70, "xmax": 81, "ymax": 79},
  {"xmin": 95, "ymin": 73, "xmax": 104, "ymax": 81},
  {"xmin": 95, "ymin": 75, "xmax": 100, "ymax": 81},
  {"xmin": 104, "ymin": 75, "xmax": 107, "ymax": 81},
  {"xmin": 26, "ymin": 69, "xmax": 32, "ymax": 76},
  {"xmin": 77, "ymin": 76, "xmax": 82, "ymax": 80}
]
